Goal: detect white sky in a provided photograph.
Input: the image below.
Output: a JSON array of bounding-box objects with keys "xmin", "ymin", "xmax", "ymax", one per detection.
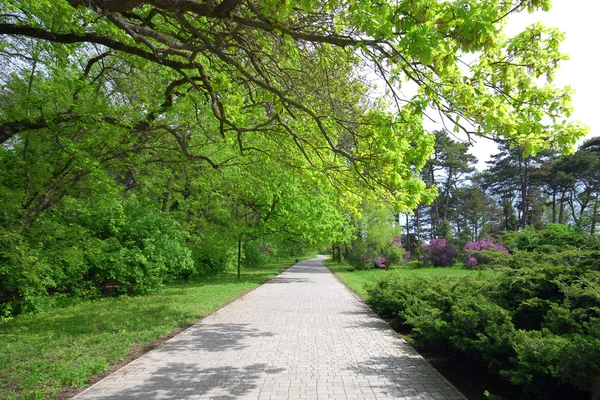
[{"xmin": 467, "ymin": 0, "xmax": 600, "ymax": 169}]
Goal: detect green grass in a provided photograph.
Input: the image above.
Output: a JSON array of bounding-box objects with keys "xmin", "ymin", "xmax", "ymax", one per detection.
[
  {"xmin": 0, "ymin": 258, "xmax": 305, "ymax": 400},
  {"xmin": 326, "ymin": 259, "xmax": 496, "ymax": 298}
]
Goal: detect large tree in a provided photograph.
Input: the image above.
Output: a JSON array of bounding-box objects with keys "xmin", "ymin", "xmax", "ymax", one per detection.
[{"xmin": 0, "ymin": 0, "xmax": 587, "ymax": 211}]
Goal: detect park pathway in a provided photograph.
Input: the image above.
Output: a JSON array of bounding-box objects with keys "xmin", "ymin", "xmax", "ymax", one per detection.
[{"xmin": 72, "ymin": 257, "xmax": 466, "ymax": 400}]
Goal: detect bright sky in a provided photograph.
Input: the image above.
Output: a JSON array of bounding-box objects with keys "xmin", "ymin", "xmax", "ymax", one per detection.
[{"xmin": 468, "ymin": 0, "xmax": 600, "ymax": 169}]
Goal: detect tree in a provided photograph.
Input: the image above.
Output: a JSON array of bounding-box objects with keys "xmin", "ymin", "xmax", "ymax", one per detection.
[
  {"xmin": 0, "ymin": 0, "xmax": 587, "ymax": 210},
  {"xmin": 421, "ymin": 130, "xmax": 476, "ymax": 238},
  {"xmin": 0, "ymin": 0, "xmax": 592, "ymax": 314},
  {"xmin": 481, "ymin": 144, "xmax": 554, "ymax": 230},
  {"xmin": 552, "ymin": 144, "xmax": 600, "ymax": 232}
]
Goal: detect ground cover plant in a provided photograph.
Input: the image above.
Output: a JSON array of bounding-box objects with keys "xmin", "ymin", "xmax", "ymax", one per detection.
[{"xmin": 0, "ymin": 259, "xmax": 301, "ymax": 400}]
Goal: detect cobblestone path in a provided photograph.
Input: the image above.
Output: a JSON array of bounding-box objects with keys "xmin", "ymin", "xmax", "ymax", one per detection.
[{"xmin": 72, "ymin": 257, "xmax": 466, "ymax": 400}]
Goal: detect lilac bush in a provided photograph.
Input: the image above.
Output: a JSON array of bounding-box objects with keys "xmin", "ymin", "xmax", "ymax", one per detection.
[
  {"xmin": 420, "ymin": 238, "xmax": 455, "ymax": 267},
  {"xmin": 373, "ymin": 256, "xmax": 387, "ymax": 269},
  {"xmin": 465, "ymin": 256, "xmax": 478, "ymax": 267},
  {"xmin": 403, "ymin": 251, "xmax": 411, "ymax": 263},
  {"xmin": 389, "ymin": 236, "xmax": 402, "ymax": 248},
  {"xmin": 463, "ymin": 236, "xmax": 511, "ymax": 268},
  {"xmin": 463, "ymin": 236, "xmax": 509, "ymax": 254},
  {"xmin": 382, "ymin": 235, "xmax": 404, "ymax": 264}
]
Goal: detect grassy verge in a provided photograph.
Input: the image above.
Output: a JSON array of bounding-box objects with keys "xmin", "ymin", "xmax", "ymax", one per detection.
[
  {"xmin": 0, "ymin": 257, "xmax": 305, "ymax": 400},
  {"xmin": 325, "ymin": 259, "xmax": 496, "ymax": 298}
]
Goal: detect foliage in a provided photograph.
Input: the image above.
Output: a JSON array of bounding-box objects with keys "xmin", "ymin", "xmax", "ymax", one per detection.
[
  {"xmin": 502, "ymin": 224, "xmax": 591, "ymax": 253},
  {"xmin": 419, "ymin": 238, "xmax": 456, "ymax": 267},
  {"xmin": 464, "ymin": 236, "xmax": 510, "ymax": 253},
  {"xmin": 0, "ymin": 195, "xmax": 195, "ymax": 316},
  {"xmin": 347, "ymin": 203, "xmax": 403, "ymax": 270}
]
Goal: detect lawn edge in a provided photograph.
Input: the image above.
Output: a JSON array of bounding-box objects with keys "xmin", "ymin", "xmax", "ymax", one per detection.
[{"xmin": 57, "ymin": 262, "xmax": 297, "ymax": 400}]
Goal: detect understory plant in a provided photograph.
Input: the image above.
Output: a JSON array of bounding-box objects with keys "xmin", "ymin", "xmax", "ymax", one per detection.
[
  {"xmin": 419, "ymin": 238, "xmax": 455, "ymax": 266},
  {"xmin": 463, "ymin": 236, "xmax": 511, "ymax": 269}
]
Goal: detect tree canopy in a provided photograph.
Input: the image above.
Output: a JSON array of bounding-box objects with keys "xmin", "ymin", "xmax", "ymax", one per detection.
[{"xmin": 0, "ymin": 0, "xmax": 588, "ymax": 210}]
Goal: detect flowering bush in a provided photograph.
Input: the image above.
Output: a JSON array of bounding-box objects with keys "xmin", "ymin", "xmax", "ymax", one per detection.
[
  {"xmin": 465, "ymin": 256, "xmax": 478, "ymax": 267},
  {"xmin": 419, "ymin": 239, "xmax": 455, "ymax": 267},
  {"xmin": 403, "ymin": 251, "xmax": 411, "ymax": 263},
  {"xmin": 373, "ymin": 255, "xmax": 387, "ymax": 269},
  {"xmin": 389, "ymin": 236, "xmax": 402, "ymax": 248},
  {"xmin": 463, "ymin": 236, "xmax": 510, "ymax": 254},
  {"xmin": 463, "ymin": 236, "xmax": 511, "ymax": 269},
  {"xmin": 382, "ymin": 235, "xmax": 405, "ymax": 265}
]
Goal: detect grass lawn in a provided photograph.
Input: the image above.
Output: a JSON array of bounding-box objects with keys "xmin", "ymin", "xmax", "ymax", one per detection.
[
  {"xmin": 325, "ymin": 259, "xmax": 497, "ymax": 298},
  {"xmin": 0, "ymin": 257, "xmax": 307, "ymax": 400}
]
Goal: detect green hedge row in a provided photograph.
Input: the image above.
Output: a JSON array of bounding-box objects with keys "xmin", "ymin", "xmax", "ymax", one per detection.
[{"xmin": 366, "ymin": 249, "xmax": 600, "ymax": 398}]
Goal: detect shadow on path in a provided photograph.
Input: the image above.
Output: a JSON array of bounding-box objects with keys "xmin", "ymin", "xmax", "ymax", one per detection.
[
  {"xmin": 157, "ymin": 323, "xmax": 276, "ymax": 353},
  {"xmin": 347, "ymin": 355, "xmax": 464, "ymax": 399},
  {"xmin": 112, "ymin": 363, "xmax": 285, "ymax": 400}
]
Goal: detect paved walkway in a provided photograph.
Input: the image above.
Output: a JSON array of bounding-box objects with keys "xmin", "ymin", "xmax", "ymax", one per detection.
[{"xmin": 73, "ymin": 257, "xmax": 466, "ymax": 400}]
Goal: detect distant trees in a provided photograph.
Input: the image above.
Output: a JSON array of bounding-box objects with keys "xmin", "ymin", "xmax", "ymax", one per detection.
[{"xmin": 400, "ymin": 134, "xmax": 600, "ymax": 252}]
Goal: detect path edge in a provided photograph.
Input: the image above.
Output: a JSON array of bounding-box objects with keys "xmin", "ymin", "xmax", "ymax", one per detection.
[{"xmin": 322, "ymin": 259, "xmax": 469, "ymax": 400}]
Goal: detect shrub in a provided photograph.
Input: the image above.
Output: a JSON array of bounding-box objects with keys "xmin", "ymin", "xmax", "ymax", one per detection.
[
  {"xmin": 502, "ymin": 224, "xmax": 591, "ymax": 253},
  {"xmin": 381, "ymin": 236, "xmax": 405, "ymax": 265},
  {"xmin": 363, "ymin": 260, "xmax": 600, "ymax": 398},
  {"xmin": 463, "ymin": 236, "xmax": 511, "ymax": 269},
  {"xmin": 419, "ymin": 238, "xmax": 455, "ymax": 266},
  {"xmin": 347, "ymin": 241, "xmax": 377, "ymax": 270},
  {"xmin": 464, "ymin": 236, "xmax": 510, "ymax": 253},
  {"xmin": 506, "ymin": 330, "xmax": 600, "ymax": 393}
]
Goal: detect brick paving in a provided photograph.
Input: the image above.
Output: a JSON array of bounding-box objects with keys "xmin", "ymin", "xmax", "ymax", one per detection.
[{"xmin": 72, "ymin": 257, "xmax": 466, "ymax": 400}]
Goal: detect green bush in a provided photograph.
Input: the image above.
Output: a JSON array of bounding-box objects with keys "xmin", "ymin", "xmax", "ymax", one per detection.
[
  {"xmin": 506, "ymin": 330, "xmax": 600, "ymax": 393},
  {"xmin": 464, "ymin": 249, "xmax": 512, "ymax": 269},
  {"xmin": 0, "ymin": 196, "xmax": 195, "ymax": 316},
  {"xmin": 363, "ymin": 259, "xmax": 600, "ymax": 398},
  {"xmin": 502, "ymin": 224, "xmax": 591, "ymax": 253}
]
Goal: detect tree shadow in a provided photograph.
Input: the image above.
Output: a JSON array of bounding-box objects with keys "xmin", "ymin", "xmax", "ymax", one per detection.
[
  {"xmin": 93, "ymin": 362, "xmax": 285, "ymax": 400},
  {"xmin": 157, "ymin": 323, "xmax": 276, "ymax": 353},
  {"xmin": 284, "ymin": 264, "xmax": 328, "ymax": 274},
  {"xmin": 347, "ymin": 355, "xmax": 465, "ymax": 400}
]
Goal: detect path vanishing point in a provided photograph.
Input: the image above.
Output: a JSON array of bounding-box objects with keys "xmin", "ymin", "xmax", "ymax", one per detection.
[{"xmin": 72, "ymin": 257, "xmax": 466, "ymax": 400}]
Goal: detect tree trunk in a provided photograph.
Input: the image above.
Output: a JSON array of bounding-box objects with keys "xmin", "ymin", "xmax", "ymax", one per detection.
[
  {"xmin": 551, "ymin": 190, "xmax": 556, "ymax": 223},
  {"xmin": 591, "ymin": 197, "xmax": 598, "ymax": 235},
  {"xmin": 559, "ymin": 193, "xmax": 565, "ymax": 224},
  {"xmin": 443, "ymin": 166, "xmax": 452, "ymax": 221},
  {"xmin": 237, "ymin": 235, "xmax": 242, "ymax": 279},
  {"xmin": 415, "ymin": 207, "xmax": 421, "ymax": 241},
  {"xmin": 161, "ymin": 174, "xmax": 175, "ymax": 212},
  {"xmin": 405, "ymin": 213, "xmax": 411, "ymax": 252},
  {"xmin": 337, "ymin": 245, "xmax": 343, "ymax": 263},
  {"xmin": 430, "ymin": 167, "xmax": 439, "ymax": 236},
  {"xmin": 519, "ymin": 155, "xmax": 528, "ymax": 228}
]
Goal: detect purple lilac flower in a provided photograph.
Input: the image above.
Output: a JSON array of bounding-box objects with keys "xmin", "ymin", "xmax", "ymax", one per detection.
[
  {"xmin": 403, "ymin": 251, "xmax": 411, "ymax": 263},
  {"xmin": 421, "ymin": 239, "xmax": 455, "ymax": 266},
  {"xmin": 463, "ymin": 236, "xmax": 509, "ymax": 254},
  {"xmin": 465, "ymin": 256, "xmax": 478, "ymax": 266},
  {"xmin": 374, "ymin": 256, "xmax": 387, "ymax": 269},
  {"xmin": 389, "ymin": 236, "xmax": 403, "ymax": 248}
]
